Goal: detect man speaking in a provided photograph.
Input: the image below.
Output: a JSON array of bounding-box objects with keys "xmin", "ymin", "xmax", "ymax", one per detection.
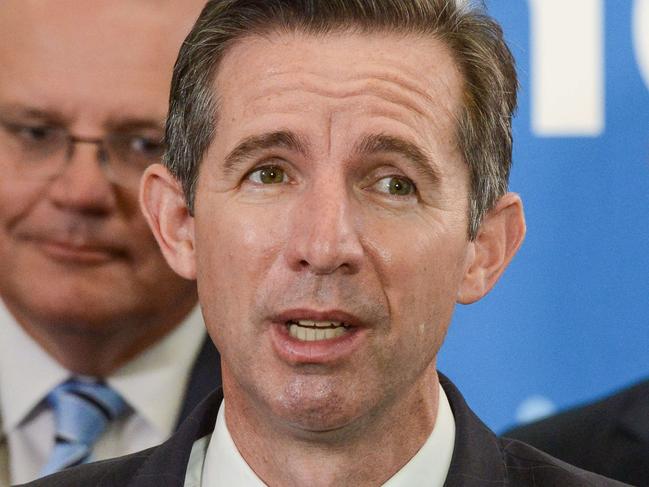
[{"xmin": 25, "ymin": 0, "xmax": 627, "ymax": 485}]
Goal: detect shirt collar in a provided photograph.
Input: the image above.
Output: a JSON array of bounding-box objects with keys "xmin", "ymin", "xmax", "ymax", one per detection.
[
  {"xmin": 200, "ymin": 383, "xmax": 455, "ymax": 486},
  {"xmin": 202, "ymin": 400, "xmax": 267, "ymax": 485},
  {"xmin": 105, "ymin": 305, "xmax": 206, "ymax": 437},
  {"xmin": 0, "ymin": 298, "xmax": 206, "ymax": 440},
  {"xmin": 0, "ymin": 299, "xmax": 68, "ymax": 434},
  {"xmin": 383, "ymin": 384, "xmax": 455, "ymax": 486}
]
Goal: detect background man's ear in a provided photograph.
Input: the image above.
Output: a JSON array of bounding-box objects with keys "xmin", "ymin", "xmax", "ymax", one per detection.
[
  {"xmin": 457, "ymin": 192, "xmax": 526, "ymax": 304},
  {"xmin": 140, "ymin": 164, "xmax": 197, "ymax": 280}
]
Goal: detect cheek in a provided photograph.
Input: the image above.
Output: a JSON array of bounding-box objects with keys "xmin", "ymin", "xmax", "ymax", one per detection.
[
  {"xmin": 0, "ymin": 181, "xmax": 44, "ymax": 229},
  {"xmin": 205, "ymin": 209, "xmax": 283, "ymax": 268},
  {"xmin": 367, "ymin": 222, "xmax": 468, "ymax": 332},
  {"xmin": 195, "ymin": 210, "xmax": 285, "ymax": 366},
  {"xmin": 194, "ymin": 203, "xmax": 287, "ymax": 311}
]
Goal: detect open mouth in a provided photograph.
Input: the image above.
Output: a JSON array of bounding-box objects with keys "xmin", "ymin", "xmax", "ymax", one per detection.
[{"xmin": 286, "ymin": 319, "xmax": 352, "ymax": 342}]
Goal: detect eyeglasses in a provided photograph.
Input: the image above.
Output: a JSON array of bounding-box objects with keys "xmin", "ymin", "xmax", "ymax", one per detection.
[{"xmin": 0, "ymin": 119, "xmax": 165, "ymax": 189}]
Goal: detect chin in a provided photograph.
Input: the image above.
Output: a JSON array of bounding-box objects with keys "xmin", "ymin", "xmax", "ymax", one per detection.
[
  {"xmin": 5, "ymin": 282, "xmax": 135, "ymax": 332},
  {"xmin": 35, "ymin": 302, "xmax": 130, "ymax": 333},
  {"xmin": 270, "ymin": 377, "xmax": 372, "ymax": 435}
]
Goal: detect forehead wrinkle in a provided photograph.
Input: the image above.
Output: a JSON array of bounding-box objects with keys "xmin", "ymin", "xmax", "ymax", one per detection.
[
  {"xmin": 219, "ymin": 32, "xmax": 465, "ymax": 177},
  {"xmin": 243, "ymin": 82, "xmax": 459, "ymax": 161},
  {"xmin": 236, "ymin": 80, "xmax": 460, "ymax": 178},
  {"xmin": 256, "ymin": 69, "xmax": 443, "ymax": 122}
]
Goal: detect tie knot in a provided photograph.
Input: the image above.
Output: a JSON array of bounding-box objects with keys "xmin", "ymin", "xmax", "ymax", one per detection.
[
  {"xmin": 48, "ymin": 378, "xmax": 129, "ymax": 425},
  {"xmin": 40, "ymin": 377, "xmax": 130, "ymax": 476}
]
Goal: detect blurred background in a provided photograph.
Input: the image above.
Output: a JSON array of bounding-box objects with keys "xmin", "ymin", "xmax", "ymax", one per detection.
[{"xmin": 439, "ymin": 0, "xmax": 649, "ymax": 432}]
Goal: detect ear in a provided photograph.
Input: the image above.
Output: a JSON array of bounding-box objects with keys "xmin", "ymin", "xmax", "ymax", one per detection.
[
  {"xmin": 457, "ymin": 192, "xmax": 526, "ymax": 304},
  {"xmin": 140, "ymin": 163, "xmax": 197, "ymax": 280}
]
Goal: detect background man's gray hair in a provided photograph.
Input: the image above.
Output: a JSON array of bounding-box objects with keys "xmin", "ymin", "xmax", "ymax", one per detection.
[{"xmin": 165, "ymin": 0, "xmax": 517, "ymax": 239}]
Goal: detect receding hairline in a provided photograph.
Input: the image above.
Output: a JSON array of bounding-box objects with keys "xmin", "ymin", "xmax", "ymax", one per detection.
[
  {"xmin": 203, "ymin": 21, "xmax": 471, "ymax": 90},
  {"xmin": 202, "ymin": 25, "xmax": 470, "ymax": 157}
]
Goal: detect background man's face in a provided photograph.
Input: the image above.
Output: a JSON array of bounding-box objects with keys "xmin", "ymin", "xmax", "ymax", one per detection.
[
  {"xmin": 0, "ymin": 2, "xmax": 199, "ymax": 335},
  {"xmin": 193, "ymin": 31, "xmax": 475, "ymax": 432}
]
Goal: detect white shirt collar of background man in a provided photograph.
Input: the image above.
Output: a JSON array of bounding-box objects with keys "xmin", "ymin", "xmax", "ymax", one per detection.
[{"xmin": 0, "ymin": 299, "xmax": 206, "ymax": 485}]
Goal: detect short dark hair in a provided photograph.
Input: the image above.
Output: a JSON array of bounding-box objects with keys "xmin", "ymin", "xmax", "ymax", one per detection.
[{"xmin": 165, "ymin": 0, "xmax": 518, "ymax": 239}]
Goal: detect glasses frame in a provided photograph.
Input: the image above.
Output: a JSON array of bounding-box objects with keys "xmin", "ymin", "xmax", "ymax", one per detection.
[{"xmin": 0, "ymin": 119, "xmax": 165, "ymax": 189}]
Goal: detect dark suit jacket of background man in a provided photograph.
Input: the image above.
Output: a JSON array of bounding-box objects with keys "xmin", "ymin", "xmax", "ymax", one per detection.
[
  {"xmin": 0, "ymin": 337, "xmax": 221, "ymax": 485},
  {"xmin": 173, "ymin": 337, "xmax": 222, "ymax": 426},
  {"xmin": 504, "ymin": 378, "xmax": 649, "ymax": 486},
  {"xmin": 21, "ymin": 375, "xmax": 629, "ymax": 487}
]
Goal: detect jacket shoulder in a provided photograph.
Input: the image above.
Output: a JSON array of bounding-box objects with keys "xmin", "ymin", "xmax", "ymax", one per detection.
[
  {"xmin": 503, "ymin": 379, "xmax": 649, "ymax": 460},
  {"xmin": 16, "ymin": 447, "xmax": 156, "ymax": 487},
  {"xmin": 499, "ymin": 438, "xmax": 630, "ymax": 486}
]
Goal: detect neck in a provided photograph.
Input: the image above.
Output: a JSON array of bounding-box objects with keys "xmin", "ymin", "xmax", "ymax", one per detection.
[
  {"xmin": 225, "ymin": 368, "xmax": 440, "ymax": 487},
  {"xmin": 4, "ymin": 291, "xmax": 198, "ymax": 377}
]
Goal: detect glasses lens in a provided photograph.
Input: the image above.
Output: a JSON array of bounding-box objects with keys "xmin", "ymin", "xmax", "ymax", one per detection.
[
  {"xmin": 105, "ymin": 133, "xmax": 165, "ymax": 188},
  {"xmin": 0, "ymin": 121, "xmax": 68, "ymax": 179}
]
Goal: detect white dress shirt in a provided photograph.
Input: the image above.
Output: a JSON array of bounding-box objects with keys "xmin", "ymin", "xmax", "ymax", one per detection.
[
  {"xmin": 184, "ymin": 383, "xmax": 455, "ymax": 486},
  {"xmin": 0, "ymin": 299, "xmax": 207, "ymax": 485}
]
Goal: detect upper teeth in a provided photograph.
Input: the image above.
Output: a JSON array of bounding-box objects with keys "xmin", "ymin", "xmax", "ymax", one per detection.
[
  {"xmin": 287, "ymin": 320, "xmax": 349, "ymax": 341},
  {"xmin": 290, "ymin": 320, "xmax": 346, "ymax": 328}
]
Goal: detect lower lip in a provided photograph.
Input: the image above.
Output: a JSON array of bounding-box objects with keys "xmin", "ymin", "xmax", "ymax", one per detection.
[
  {"xmin": 270, "ymin": 322, "xmax": 366, "ymax": 365},
  {"xmin": 35, "ymin": 240, "xmax": 117, "ymax": 265}
]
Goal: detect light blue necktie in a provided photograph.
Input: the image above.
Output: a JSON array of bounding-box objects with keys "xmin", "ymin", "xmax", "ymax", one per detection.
[{"xmin": 40, "ymin": 377, "xmax": 130, "ymax": 476}]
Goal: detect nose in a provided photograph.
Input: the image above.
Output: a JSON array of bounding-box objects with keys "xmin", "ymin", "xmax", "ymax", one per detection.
[
  {"xmin": 46, "ymin": 141, "xmax": 116, "ymax": 214},
  {"xmin": 285, "ymin": 181, "xmax": 364, "ymax": 275}
]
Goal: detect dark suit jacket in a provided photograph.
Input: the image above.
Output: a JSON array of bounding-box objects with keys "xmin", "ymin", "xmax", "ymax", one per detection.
[
  {"xmin": 504, "ymin": 379, "xmax": 649, "ymax": 486},
  {"xmin": 175, "ymin": 336, "xmax": 221, "ymax": 428},
  {"xmin": 20, "ymin": 374, "xmax": 627, "ymax": 486}
]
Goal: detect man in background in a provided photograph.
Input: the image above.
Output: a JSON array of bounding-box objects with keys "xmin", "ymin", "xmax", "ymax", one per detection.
[{"xmin": 0, "ymin": 1, "xmax": 220, "ymax": 485}]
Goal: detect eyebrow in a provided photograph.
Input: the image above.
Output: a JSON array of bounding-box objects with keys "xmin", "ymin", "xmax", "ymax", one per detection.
[
  {"xmin": 0, "ymin": 103, "xmax": 165, "ymax": 133},
  {"xmin": 223, "ymin": 131, "xmax": 309, "ymax": 175},
  {"xmin": 354, "ymin": 134, "xmax": 441, "ymax": 185},
  {"xmin": 0, "ymin": 104, "xmax": 67, "ymax": 125},
  {"xmin": 105, "ymin": 119, "xmax": 165, "ymax": 134}
]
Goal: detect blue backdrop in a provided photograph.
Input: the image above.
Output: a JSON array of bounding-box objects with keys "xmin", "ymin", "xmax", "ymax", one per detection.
[{"xmin": 439, "ymin": 0, "xmax": 649, "ymax": 433}]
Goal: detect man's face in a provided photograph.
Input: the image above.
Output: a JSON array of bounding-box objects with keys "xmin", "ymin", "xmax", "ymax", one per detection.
[
  {"xmin": 0, "ymin": 2, "xmax": 200, "ymax": 337},
  {"xmin": 191, "ymin": 30, "xmax": 477, "ymax": 432}
]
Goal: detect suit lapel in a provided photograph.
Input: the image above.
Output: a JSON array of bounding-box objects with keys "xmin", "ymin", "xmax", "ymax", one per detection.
[
  {"xmin": 127, "ymin": 388, "xmax": 223, "ymax": 486},
  {"xmin": 440, "ymin": 374, "xmax": 507, "ymax": 486},
  {"xmin": 175, "ymin": 337, "xmax": 221, "ymax": 429},
  {"xmin": 0, "ymin": 414, "xmax": 10, "ymax": 487}
]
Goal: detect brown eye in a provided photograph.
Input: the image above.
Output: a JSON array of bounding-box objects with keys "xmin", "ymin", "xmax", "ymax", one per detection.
[{"xmin": 248, "ymin": 165, "xmax": 286, "ymax": 184}]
